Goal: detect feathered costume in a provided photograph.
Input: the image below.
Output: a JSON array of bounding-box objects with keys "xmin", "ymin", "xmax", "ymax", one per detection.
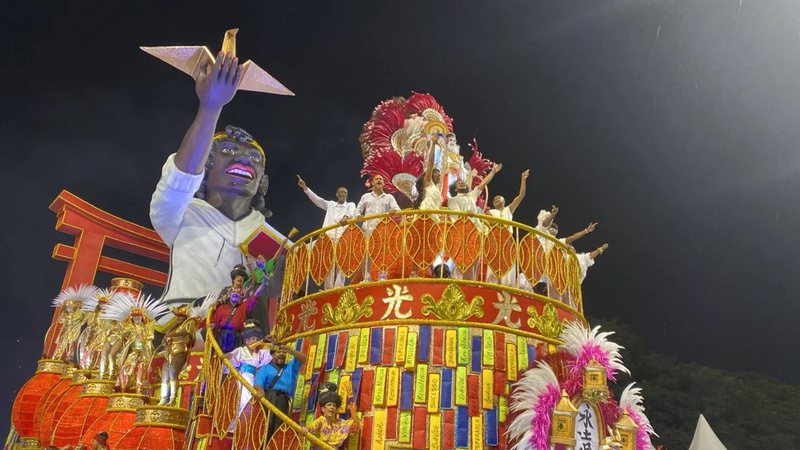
[
  {"xmin": 508, "ymin": 322, "xmax": 657, "ymax": 450},
  {"xmin": 51, "ymin": 285, "xmax": 98, "ymax": 363},
  {"xmin": 101, "ymin": 293, "xmax": 167, "ymax": 394}
]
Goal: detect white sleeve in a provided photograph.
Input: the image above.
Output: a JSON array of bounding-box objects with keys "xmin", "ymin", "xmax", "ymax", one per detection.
[
  {"xmin": 346, "ymin": 202, "xmax": 357, "ymax": 217},
  {"xmin": 355, "ymin": 194, "xmax": 368, "ymax": 216},
  {"xmin": 304, "ymin": 188, "xmax": 329, "ymax": 211},
  {"xmin": 388, "ymin": 195, "xmax": 401, "ymax": 212},
  {"xmin": 149, "ymin": 154, "xmax": 204, "ymax": 246}
]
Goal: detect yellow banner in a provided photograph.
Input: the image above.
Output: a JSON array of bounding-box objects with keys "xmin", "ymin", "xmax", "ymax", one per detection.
[
  {"xmin": 445, "ymin": 330, "xmax": 457, "ymax": 368},
  {"xmin": 305, "ymin": 344, "xmax": 317, "ymax": 380},
  {"xmin": 499, "ymin": 395, "xmax": 508, "ymax": 422},
  {"xmin": 372, "ymin": 408, "xmax": 387, "ymax": 450},
  {"xmin": 457, "ymin": 327, "xmax": 470, "ymax": 365},
  {"xmin": 482, "ymin": 330, "xmax": 494, "ymax": 367},
  {"xmin": 405, "ymin": 331, "xmax": 418, "ymax": 370},
  {"xmin": 506, "ymin": 343, "xmax": 518, "ymax": 381},
  {"xmin": 328, "ymin": 369, "xmax": 340, "ymax": 386},
  {"xmin": 314, "ymin": 333, "xmax": 326, "ymax": 369},
  {"xmin": 374, "ymin": 367, "xmax": 387, "ymax": 406},
  {"xmin": 517, "ymin": 336, "xmax": 528, "ymax": 372},
  {"xmin": 470, "ymin": 415, "xmax": 483, "ymax": 450},
  {"xmin": 427, "ymin": 372, "xmax": 441, "ymax": 413},
  {"xmin": 358, "ymin": 328, "xmax": 370, "ymax": 364},
  {"xmin": 292, "ymin": 374, "xmax": 305, "ymax": 410},
  {"xmin": 396, "ymin": 326, "xmax": 408, "ymax": 365},
  {"xmin": 386, "ymin": 367, "xmax": 400, "ymax": 407},
  {"xmin": 398, "ymin": 410, "xmax": 412, "ymax": 443},
  {"xmin": 414, "ymin": 364, "xmax": 428, "ymax": 404},
  {"xmin": 455, "ymin": 366, "xmax": 468, "ymax": 406},
  {"xmin": 429, "ymin": 412, "xmax": 442, "ymax": 450},
  {"xmin": 481, "ymin": 369, "xmax": 494, "ymax": 410},
  {"xmin": 345, "ymin": 334, "xmax": 360, "ymax": 373}
]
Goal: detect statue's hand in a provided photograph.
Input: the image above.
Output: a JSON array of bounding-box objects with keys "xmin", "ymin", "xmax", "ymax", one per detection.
[{"xmin": 196, "ymin": 52, "xmax": 243, "ymax": 110}]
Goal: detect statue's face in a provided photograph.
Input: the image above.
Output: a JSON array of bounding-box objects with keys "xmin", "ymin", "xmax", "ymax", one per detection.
[
  {"xmin": 133, "ymin": 316, "xmax": 143, "ymax": 324},
  {"xmin": 205, "ymin": 138, "xmax": 265, "ymax": 200}
]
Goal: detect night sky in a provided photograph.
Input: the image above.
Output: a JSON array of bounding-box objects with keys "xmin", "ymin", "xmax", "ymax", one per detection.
[{"xmin": 2, "ymin": 0, "xmax": 799, "ymax": 428}]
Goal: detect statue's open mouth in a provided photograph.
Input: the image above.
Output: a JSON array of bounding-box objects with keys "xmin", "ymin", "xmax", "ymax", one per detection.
[{"xmin": 225, "ymin": 163, "xmax": 255, "ymax": 180}]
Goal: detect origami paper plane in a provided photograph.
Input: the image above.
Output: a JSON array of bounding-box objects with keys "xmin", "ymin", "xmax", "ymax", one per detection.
[{"xmin": 140, "ymin": 28, "xmax": 294, "ymax": 96}]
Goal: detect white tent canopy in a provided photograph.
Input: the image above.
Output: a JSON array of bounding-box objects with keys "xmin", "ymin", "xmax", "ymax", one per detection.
[{"xmin": 688, "ymin": 414, "xmax": 727, "ymax": 450}]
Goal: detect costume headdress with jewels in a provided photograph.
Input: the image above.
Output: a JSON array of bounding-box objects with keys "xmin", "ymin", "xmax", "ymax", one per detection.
[
  {"xmin": 213, "ymin": 125, "xmax": 266, "ymax": 165},
  {"xmin": 358, "ymin": 92, "xmax": 495, "ymax": 203},
  {"xmin": 80, "ymin": 288, "xmax": 115, "ymax": 312},
  {"xmin": 52, "ymin": 285, "xmax": 99, "ymax": 310},
  {"xmin": 101, "ymin": 292, "xmax": 168, "ymax": 323}
]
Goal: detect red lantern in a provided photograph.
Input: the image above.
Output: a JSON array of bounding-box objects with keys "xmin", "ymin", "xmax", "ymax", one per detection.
[
  {"xmin": 11, "ymin": 359, "xmax": 64, "ymax": 448},
  {"xmin": 114, "ymin": 405, "xmax": 189, "ymax": 450},
  {"xmin": 50, "ymin": 380, "xmax": 114, "ymax": 447},
  {"xmin": 80, "ymin": 393, "xmax": 144, "ymax": 449},
  {"xmin": 34, "ymin": 369, "xmax": 77, "ymax": 445},
  {"xmin": 39, "ymin": 370, "xmax": 91, "ymax": 446}
]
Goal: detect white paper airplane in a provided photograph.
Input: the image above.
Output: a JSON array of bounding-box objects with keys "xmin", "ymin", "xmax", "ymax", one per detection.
[{"xmin": 140, "ymin": 28, "xmax": 294, "ymax": 96}]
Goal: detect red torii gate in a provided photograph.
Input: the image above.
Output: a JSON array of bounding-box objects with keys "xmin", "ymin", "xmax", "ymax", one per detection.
[{"xmin": 44, "ymin": 190, "xmax": 169, "ymax": 355}]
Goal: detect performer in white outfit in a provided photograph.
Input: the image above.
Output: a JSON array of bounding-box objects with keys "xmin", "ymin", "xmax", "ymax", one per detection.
[
  {"xmin": 486, "ymin": 169, "xmax": 530, "ymax": 287},
  {"xmin": 531, "ymin": 206, "xmax": 598, "ymax": 305},
  {"xmin": 355, "ymin": 175, "xmax": 401, "ymax": 281},
  {"xmin": 576, "ymin": 243, "xmax": 608, "ymax": 283},
  {"xmin": 447, "ymin": 163, "xmax": 503, "ymax": 279},
  {"xmin": 296, "ymin": 176, "xmax": 356, "ymax": 288},
  {"xmin": 226, "ymin": 320, "xmax": 273, "ymax": 431},
  {"xmin": 149, "ymin": 51, "xmax": 286, "ymax": 326}
]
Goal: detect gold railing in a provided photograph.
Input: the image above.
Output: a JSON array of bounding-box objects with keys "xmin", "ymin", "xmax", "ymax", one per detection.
[
  {"xmin": 282, "ymin": 209, "xmax": 584, "ymax": 311},
  {"xmin": 197, "ymin": 307, "xmax": 335, "ymax": 450}
]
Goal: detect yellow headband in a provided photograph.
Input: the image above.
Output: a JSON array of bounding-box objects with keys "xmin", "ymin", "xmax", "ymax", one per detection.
[{"xmin": 213, "ymin": 132, "xmax": 266, "ymax": 163}]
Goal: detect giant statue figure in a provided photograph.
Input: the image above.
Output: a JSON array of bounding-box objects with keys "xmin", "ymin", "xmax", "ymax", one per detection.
[{"xmin": 149, "ymin": 49, "xmax": 287, "ymax": 328}]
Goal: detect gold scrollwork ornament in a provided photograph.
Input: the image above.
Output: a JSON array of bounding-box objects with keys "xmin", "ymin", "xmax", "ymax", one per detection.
[
  {"xmin": 526, "ymin": 303, "xmax": 566, "ymax": 340},
  {"xmin": 322, "ymin": 289, "xmax": 374, "ymax": 326},
  {"xmin": 272, "ymin": 309, "xmax": 295, "ymax": 343},
  {"xmin": 421, "ymin": 284, "xmax": 484, "ymax": 321}
]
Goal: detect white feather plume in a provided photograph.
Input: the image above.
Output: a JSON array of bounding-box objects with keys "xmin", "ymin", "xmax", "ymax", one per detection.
[
  {"xmin": 52, "ymin": 284, "xmax": 98, "ymax": 308},
  {"xmin": 560, "ymin": 321, "xmax": 629, "ymax": 376},
  {"xmin": 101, "ymin": 292, "xmax": 167, "ymax": 322},
  {"xmin": 619, "ymin": 383, "xmax": 658, "ymax": 448},
  {"xmin": 507, "ymin": 362, "xmax": 560, "ymax": 450},
  {"xmin": 191, "ymin": 292, "xmax": 218, "ymax": 319}
]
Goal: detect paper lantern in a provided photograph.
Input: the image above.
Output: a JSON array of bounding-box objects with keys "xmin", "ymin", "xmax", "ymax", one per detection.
[
  {"xmin": 39, "ymin": 370, "xmax": 91, "ymax": 446},
  {"xmin": 114, "ymin": 406, "xmax": 189, "ymax": 450},
  {"xmin": 80, "ymin": 393, "xmax": 145, "ymax": 449},
  {"xmin": 50, "ymin": 380, "xmax": 114, "ymax": 447},
  {"xmin": 11, "ymin": 359, "xmax": 64, "ymax": 448}
]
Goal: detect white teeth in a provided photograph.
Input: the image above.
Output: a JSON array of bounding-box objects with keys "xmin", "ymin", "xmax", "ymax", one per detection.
[{"xmin": 226, "ymin": 168, "xmax": 253, "ymax": 179}]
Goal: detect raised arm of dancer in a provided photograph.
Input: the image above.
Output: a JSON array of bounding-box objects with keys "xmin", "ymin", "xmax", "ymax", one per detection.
[
  {"xmin": 508, "ymin": 169, "xmax": 531, "ymax": 213},
  {"xmin": 474, "ymin": 163, "xmax": 503, "ymax": 192},
  {"xmin": 423, "ymin": 138, "xmax": 437, "ymax": 187},
  {"xmin": 564, "ymin": 222, "xmax": 597, "ymax": 244},
  {"xmin": 589, "ymin": 243, "xmax": 609, "ymax": 260}
]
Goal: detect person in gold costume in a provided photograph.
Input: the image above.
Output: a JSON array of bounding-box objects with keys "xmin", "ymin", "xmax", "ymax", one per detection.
[
  {"xmin": 101, "ymin": 293, "xmax": 167, "ymax": 394},
  {"xmin": 76, "ymin": 288, "xmax": 118, "ymax": 371},
  {"xmin": 51, "ymin": 285, "xmax": 98, "ymax": 364},
  {"xmin": 159, "ymin": 295, "xmax": 215, "ymax": 405}
]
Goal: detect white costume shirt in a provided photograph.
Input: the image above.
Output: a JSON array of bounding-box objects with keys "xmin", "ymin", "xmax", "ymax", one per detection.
[
  {"xmin": 419, "ymin": 182, "xmax": 443, "ymax": 211},
  {"xmin": 303, "ymin": 187, "xmax": 356, "ymax": 240},
  {"xmin": 448, "ymin": 188, "xmax": 486, "ymax": 232},
  {"xmin": 355, "ymin": 191, "xmax": 400, "ymax": 235},
  {"xmin": 150, "ymin": 154, "xmax": 285, "ymax": 321},
  {"xmin": 576, "ymin": 252, "xmax": 596, "ymax": 284},
  {"xmin": 488, "ymin": 206, "xmax": 513, "ymax": 231}
]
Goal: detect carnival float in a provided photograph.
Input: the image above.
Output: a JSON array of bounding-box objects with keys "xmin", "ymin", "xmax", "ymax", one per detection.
[{"xmin": 6, "ymin": 30, "xmax": 658, "ymax": 450}]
